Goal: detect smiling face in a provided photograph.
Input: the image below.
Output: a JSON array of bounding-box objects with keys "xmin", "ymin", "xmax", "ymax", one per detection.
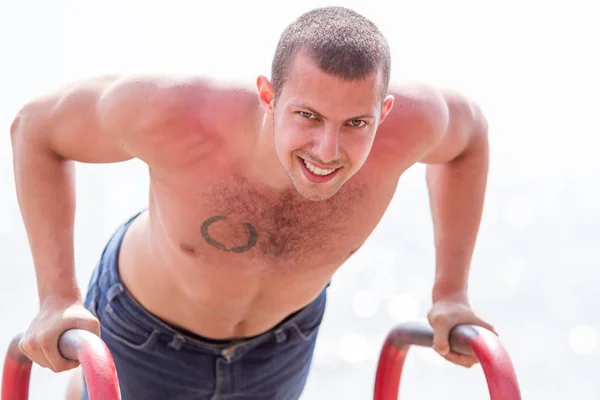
[{"xmin": 258, "ymin": 53, "xmax": 394, "ymax": 201}]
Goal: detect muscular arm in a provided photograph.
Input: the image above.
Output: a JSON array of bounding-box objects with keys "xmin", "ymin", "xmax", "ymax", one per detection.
[
  {"xmin": 418, "ymin": 89, "xmax": 490, "ymax": 302},
  {"xmin": 383, "ymin": 85, "xmax": 493, "ymax": 364},
  {"xmin": 9, "ymin": 75, "xmax": 210, "ymax": 304}
]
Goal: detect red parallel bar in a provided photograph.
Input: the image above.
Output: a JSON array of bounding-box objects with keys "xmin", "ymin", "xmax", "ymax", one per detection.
[
  {"xmin": 374, "ymin": 321, "xmax": 521, "ymax": 400},
  {"xmin": 1, "ymin": 336, "xmax": 31, "ymax": 400},
  {"xmin": 2, "ymin": 329, "xmax": 121, "ymax": 400}
]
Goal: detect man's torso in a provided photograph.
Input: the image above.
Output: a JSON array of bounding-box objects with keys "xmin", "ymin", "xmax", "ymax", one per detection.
[{"xmin": 115, "ymin": 80, "xmax": 439, "ymax": 340}]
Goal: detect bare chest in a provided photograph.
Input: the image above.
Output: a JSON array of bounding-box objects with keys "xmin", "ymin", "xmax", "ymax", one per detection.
[{"xmin": 155, "ymin": 173, "xmax": 398, "ymax": 269}]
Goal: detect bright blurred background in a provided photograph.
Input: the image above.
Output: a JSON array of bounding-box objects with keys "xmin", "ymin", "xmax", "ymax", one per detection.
[{"xmin": 1, "ymin": 0, "xmax": 599, "ymax": 398}]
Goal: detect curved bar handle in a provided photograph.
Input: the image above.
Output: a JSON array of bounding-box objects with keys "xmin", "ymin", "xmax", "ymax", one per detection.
[
  {"xmin": 2, "ymin": 335, "xmax": 31, "ymax": 400},
  {"xmin": 2, "ymin": 329, "xmax": 121, "ymax": 400},
  {"xmin": 58, "ymin": 330, "xmax": 121, "ymax": 400},
  {"xmin": 374, "ymin": 320, "xmax": 521, "ymax": 400}
]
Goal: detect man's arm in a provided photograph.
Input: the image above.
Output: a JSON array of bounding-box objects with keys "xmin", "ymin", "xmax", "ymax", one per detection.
[
  {"xmin": 11, "ymin": 75, "xmax": 134, "ymax": 304},
  {"xmin": 12, "ymin": 74, "xmax": 254, "ymax": 306},
  {"xmin": 418, "ymin": 89, "xmax": 489, "ymax": 302},
  {"xmin": 10, "ymin": 74, "xmax": 209, "ymax": 371},
  {"xmin": 414, "ymin": 88, "xmax": 494, "ymax": 367}
]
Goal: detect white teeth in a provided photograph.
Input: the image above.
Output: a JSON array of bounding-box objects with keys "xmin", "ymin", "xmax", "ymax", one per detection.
[{"xmin": 303, "ymin": 159, "xmax": 336, "ymax": 176}]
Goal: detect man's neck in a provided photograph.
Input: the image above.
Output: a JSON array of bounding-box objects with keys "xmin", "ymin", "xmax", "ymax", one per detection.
[{"xmin": 249, "ymin": 114, "xmax": 292, "ymax": 191}]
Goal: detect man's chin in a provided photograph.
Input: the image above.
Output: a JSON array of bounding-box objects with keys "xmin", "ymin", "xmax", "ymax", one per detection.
[
  {"xmin": 292, "ymin": 181, "xmax": 341, "ymax": 201},
  {"xmin": 287, "ymin": 168, "xmax": 343, "ymax": 201}
]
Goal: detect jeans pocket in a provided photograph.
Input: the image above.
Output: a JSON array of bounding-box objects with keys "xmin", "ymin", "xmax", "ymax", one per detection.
[
  {"xmin": 99, "ymin": 300, "xmax": 158, "ymax": 351},
  {"xmin": 290, "ymin": 315, "xmax": 324, "ymax": 342},
  {"xmin": 289, "ymin": 292, "xmax": 327, "ymax": 343}
]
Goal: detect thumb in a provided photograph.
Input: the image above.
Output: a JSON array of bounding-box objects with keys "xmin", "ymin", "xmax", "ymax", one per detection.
[
  {"xmin": 432, "ymin": 323, "xmax": 452, "ymax": 356},
  {"xmin": 472, "ymin": 317, "xmax": 497, "ymax": 336}
]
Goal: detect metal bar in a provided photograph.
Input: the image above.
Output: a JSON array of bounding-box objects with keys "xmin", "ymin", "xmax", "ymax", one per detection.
[
  {"xmin": 2, "ymin": 329, "xmax": 121, "ymax": 400},
  {"xmin": 373, "ymin": 321, "xmax": 522, "ymax": 400}
]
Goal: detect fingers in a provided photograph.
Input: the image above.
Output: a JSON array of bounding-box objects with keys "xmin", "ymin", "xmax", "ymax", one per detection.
[
  {"xmin": 431, "ymin": 325, "xmax": 479, "ymax": 368},
  {"xmin": 17, "ymin": 304, "xmax": 100, "ymax": 373},
  {"xmin": 430, "ymin": 321, "xmax": 484, "ymax": 368},
  {"xmin": 39, "ymin": 339, "xmax": 80, "ymax": 371},
  {"xmin": 427, "ymin": 300, "xmax": 496, "ymax": 370},
  {"xmin": 476, "ymin": 319, "xmax": 497, "ymax": 335},
  {"xmin": 18, "ymin": 332, "xmax": 81, "ymax": 372},
  {"xmin": 443, "ymin": 351, "xmax": 479, "ymax": 368}
]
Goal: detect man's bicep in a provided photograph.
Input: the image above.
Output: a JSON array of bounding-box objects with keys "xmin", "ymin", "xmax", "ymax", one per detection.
[{"xmin": 418, "ymin": 90, "xmax": 487, "ymax": 164}]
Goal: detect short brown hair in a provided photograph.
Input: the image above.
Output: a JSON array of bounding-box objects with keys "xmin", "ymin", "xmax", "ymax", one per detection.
[{"xmin": 271, "ymin": 7, "xmax": 391, "ymax": 102}]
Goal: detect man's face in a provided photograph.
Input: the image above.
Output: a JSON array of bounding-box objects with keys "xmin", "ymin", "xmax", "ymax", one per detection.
[{"xmin": 261, "ymin": 54, "xmax": 394, "ymax": 201}]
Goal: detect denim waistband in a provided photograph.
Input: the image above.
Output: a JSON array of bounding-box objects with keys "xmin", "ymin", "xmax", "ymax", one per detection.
[{"xmin": 91, "ymin": 210, "xmax": 328, "ymax": 358}]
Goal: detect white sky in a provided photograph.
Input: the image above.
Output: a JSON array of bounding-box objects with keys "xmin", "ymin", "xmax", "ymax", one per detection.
[
  {"xmin": 2, "ymin": 0, "xmax": 599, "ymax": 176},
  {"xmin": 2, "ymin": 0, "xmax": 599, "ymax": 229}
]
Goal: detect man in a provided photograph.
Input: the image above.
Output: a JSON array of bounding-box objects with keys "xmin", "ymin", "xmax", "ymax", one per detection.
[{"xmin": 11, "ymin": 6, "xmax": 495, "ymax": 400}]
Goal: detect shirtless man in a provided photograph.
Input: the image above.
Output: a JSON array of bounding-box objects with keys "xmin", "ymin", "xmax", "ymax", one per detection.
[{"xmin": 11, "ymin": 6, "xmax": 495, "ymax": 400}]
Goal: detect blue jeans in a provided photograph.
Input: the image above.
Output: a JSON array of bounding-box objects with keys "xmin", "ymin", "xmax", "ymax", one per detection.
[{"xmin": 82, "ymin": 212, "xmax": 327, "ymax": 399}]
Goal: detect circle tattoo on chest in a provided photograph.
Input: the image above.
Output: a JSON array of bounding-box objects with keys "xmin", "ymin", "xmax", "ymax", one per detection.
[{"xmin": 200, "ymin": 215, "xmax": 258, "ymax": 253}]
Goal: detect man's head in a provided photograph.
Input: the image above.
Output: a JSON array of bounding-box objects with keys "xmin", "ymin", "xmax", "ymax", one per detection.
[{"xmin": 257, "ymin": 7, "xmax": 394, "ymax": 201}]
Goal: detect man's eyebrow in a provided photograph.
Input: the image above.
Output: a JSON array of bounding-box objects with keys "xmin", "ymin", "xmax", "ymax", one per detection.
[
  {"xmin": 291, "ymin": 103, "xmax": 375, "ymax": 120},
  {"xmin": 292, "ymin": 103, "xmax": 324, "ymax": 118},
  {"xmin": 348, "ymin": 113, "xmax": 376, "ymax": 120}
]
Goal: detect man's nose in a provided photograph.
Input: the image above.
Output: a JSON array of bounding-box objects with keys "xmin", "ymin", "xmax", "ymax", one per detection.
[{"xmin": 312, "ymin": 128, "xmax": 340, "ymax": 163}]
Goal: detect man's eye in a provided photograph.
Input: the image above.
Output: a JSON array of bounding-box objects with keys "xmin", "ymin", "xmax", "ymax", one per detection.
[
  {"xmin": 299, "ymin": 111, "xmax": 316, "ymax": 119},
  {"xmin": 347, "ymin": 120, "xmax": 367, "ymax": 127}
]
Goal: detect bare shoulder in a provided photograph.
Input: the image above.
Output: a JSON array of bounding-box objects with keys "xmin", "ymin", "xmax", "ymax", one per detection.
[
  {"xmin": 377, "ymin": 83, "xmax": 485, "ymax": 160},
  {"xmin": 374, "ymin": 83, "xmax": 449, "ymax": 162},
  {"xmin": 387, "ymin": 83, "xmax": 481, "ymax": 119},
  {"xmin": 100, "ymin": 74, "xmax": 260, "ymax": 167},
  {"xmin": 101, "ymin": 74, "xmax": 258, "ymax": 130},
  {"xmin": 377, "ymin": 82, "xmax": 488, "ymax": 167},
  {"xmin": 384, "ymin": 82, "xmax": 449, "ymax": 133}
]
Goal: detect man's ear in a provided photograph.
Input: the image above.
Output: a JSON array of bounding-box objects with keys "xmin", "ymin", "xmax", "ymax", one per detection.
[
  {"xmin": 256, "ymin": 75, "xmax": 275, "ymax": 114},
  {"xmin": 379, "ymin": 94, "xmax": 394, "ymax": 124}
]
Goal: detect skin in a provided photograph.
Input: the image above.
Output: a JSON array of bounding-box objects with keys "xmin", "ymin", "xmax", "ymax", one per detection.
[{"xmin": 11, "ymin": 52, "xmax": 495, "ymax": 394}]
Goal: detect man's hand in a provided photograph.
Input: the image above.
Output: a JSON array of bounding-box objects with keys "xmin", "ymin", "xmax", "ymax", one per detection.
[
  {"xmin": 427, "ymin": 291, "xmax": 495, "ymax": 368},
  {"xmin": 18, "ymin": 296, "xmax": 100, "ymax": 372}
]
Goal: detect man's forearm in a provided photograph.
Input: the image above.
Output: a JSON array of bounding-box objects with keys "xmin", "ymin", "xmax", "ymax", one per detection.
[
  {"xmin": 426, "ymin": 127, "xmax": 489, "ymax": 302},
  {"xmin": 11, "ymin": 109, "xmax": 80, "ymax": 305}
]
